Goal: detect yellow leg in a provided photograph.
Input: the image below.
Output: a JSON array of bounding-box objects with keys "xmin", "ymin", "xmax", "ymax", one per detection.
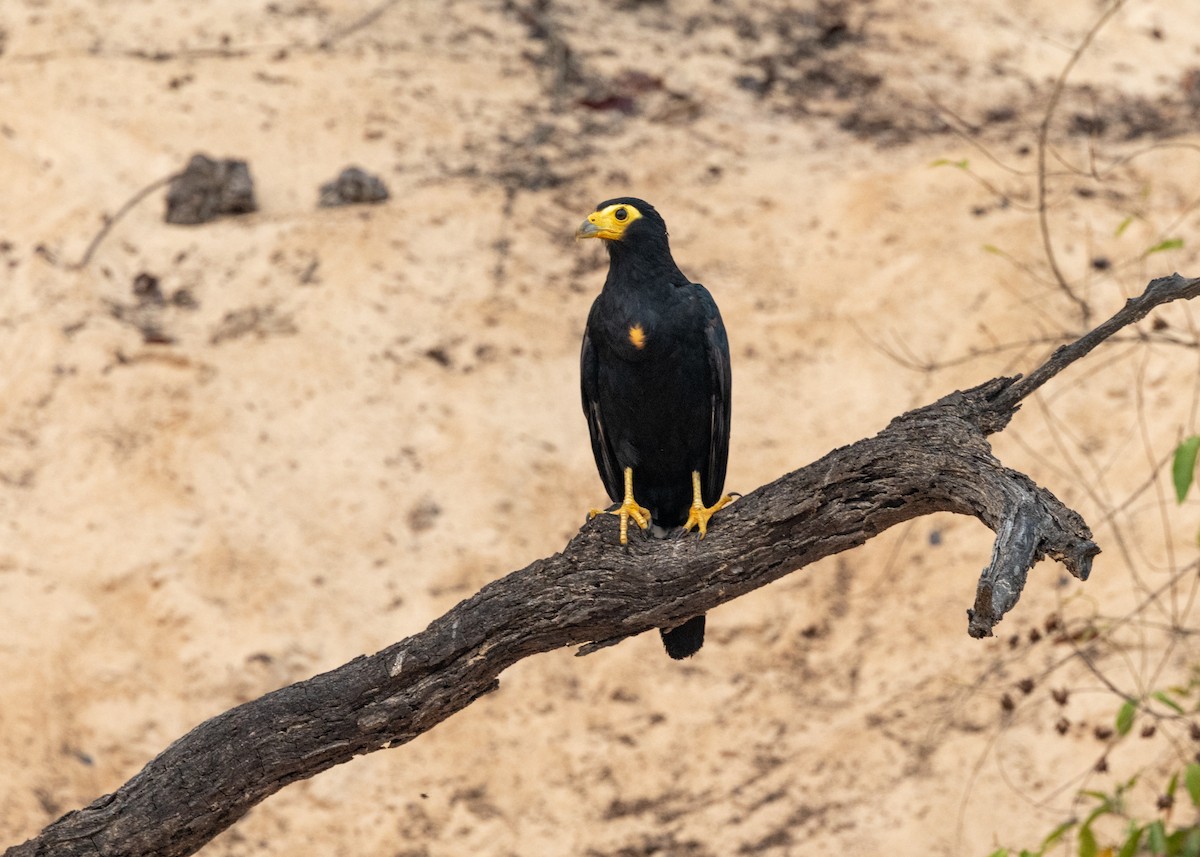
[
  {"xmin": 683, "ymin": 471, "xmax": 733, "ymax": 538},
  {"xmin": 589, "ymin": 467, "xmax": 651, "ymax": 545}
]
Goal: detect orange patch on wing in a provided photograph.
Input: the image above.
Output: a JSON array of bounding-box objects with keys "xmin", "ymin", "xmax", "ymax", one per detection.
[{"xmin": 628, "ymin": 324, "xmax": 646, "ymax": 349}]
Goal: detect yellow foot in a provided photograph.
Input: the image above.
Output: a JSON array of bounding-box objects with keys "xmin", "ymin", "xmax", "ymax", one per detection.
[
  {"xmin": 682, "ymin": 471, "xmax": 733, "ymax": 538},
  {"xmin": 589, "ymin": 467, "xmax": 650, "ymax": 545}
]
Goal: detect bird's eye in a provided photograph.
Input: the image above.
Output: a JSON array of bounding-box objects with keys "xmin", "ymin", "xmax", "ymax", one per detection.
[{"xmin": 614, "ymin": 208, "xmax": 628, "ymax": 221}]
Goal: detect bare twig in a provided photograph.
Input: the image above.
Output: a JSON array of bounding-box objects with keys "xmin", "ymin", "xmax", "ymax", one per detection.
[
  {"xmin": 319, "ymin": 0, "xmax": 403, "ymax": 50},
  {"xmin": 57, "ymin": 173, "xmax": 179, "ymax": 271},
  {"xmin": 995, "ymin": 274, "xmax": 1200, "ymax": 408},
  {"xmin": 1035, "ymin": 0, "xmax": 1128, "ymax": 325}
]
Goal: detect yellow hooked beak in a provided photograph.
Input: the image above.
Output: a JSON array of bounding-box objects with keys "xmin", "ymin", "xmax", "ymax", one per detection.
[{"xmin": 575, "ymin": 218, "xmax": 603, "ymax": 240}]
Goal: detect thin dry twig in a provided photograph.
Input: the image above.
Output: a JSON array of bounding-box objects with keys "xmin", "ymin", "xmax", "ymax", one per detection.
[
  {"xmin": 319, "ymin": 0, "xmax": 404, "ymax": 49},
  {"xmin": 55, "ymin": 173, "xmax": 179, "ymax": 271},
  {"xmin": 1035, "ymin": 0, "xmax": 1129, "ymax": 326}
]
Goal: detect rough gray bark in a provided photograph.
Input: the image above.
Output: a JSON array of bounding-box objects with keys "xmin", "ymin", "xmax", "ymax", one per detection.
[{"xmin": 7, "ymin": 273, "xmax": 1199, "ymax": 857}]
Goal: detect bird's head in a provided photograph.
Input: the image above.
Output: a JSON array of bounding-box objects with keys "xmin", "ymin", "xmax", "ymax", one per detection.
[{"xmin": 575, "ymin": 198, "xmax": 669, "ymax": 251}]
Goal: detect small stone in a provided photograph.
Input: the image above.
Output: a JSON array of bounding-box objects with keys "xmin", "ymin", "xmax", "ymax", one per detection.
[
  {"xmin": 166, "ymin": 154, "xmax": 258, "ymax": 225},
  {"xmin": 317, "ymin": 166, "xmax": 389, "ymax": 208},
  {"xmin": 132, "ymin": 272, "xmax": 164, "ymax": 305}
]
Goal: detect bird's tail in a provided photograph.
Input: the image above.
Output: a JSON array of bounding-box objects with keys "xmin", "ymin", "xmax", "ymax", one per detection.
[{"xmin": 660, "ymin": 614, "xmax": 705, "ymax": 659}]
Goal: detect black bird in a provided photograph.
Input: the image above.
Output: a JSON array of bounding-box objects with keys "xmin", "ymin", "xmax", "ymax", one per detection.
[{"xmin": 576, "ymin": 197, "xmax": 732, "ymax": 659}]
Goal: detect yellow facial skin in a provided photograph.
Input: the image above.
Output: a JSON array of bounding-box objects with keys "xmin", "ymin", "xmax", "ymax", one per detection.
[{"xmin": 575, "ymin": 202, "xmax": 644, "ymax": 241}]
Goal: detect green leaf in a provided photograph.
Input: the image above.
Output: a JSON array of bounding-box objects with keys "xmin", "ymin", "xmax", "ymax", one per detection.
[
  {"xmin": 1084, "ymin": 803, "xmax": 1111, "ymax": 828},
  {"xmin": 1174, "ymin": 437, "xmax": 1200, "ymax": 503},
  {"xmin": 1115, "ymin": 215, "xmax": 1135, "ymax": 237},
  {"xmin": 1147, "ymin": 819, "xmax": 1167, "ymax": 854},
  {"xmin": 1186, "ymin": 763, "xmax": 1200, "ymax": 807},
  {"xmin": 930, "ymin": 157, "xmax": 969, "ymax": 169},
  {"xmin": 1154, "ymin": 690, "xmax": 1186, "ymax": 714},
  {"xmin": 983, "ymin": 244, "xmax": 1002, "ymax": 255},
  {"xmin": 1042, "ymin": 819, "xmax": 1076, "ymax": 850},
  {"xmin": 1167, "ymin": 771, "xmax": 1181, "ymax": 800},
  {"xmin": 1078, "ymin": 824, "xmax": 1098, "ymax": 857},
  {"xmin": 1167, "ymin": 828, "xmax": 1200, "ymax": 857},
  {"xmin": 1116, "ymin": 699, "xmax": 1138, "ymax": 736},
  {"xmin": 986, "ymin": 849, "xmax": 1009, "ymax": 857},
  {"xmin": 1117, "ymin": 823, "xmax": 1144, "ymax": 857},
  {"xmin": 1145, "ymin": 237, "xmax": 1185, "ymax": 256},
  {"xmin": 1182, "ymin": 827, "xmax": 1200, "ymax": 857}
]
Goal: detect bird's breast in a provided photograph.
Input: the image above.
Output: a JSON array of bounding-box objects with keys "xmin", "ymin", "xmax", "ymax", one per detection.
[
  {"xmin": 591, "ymin": 283, "xmax": 693, "ymax": 363},
  {"xmin": 597, "ymin": 311, "xmax": 658, "ymax": 362}
]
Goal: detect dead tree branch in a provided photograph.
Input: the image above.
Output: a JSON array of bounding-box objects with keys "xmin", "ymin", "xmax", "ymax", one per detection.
[{"xmin": 7, "ymin": 273, "xmax": 1198, "ymax": 857}]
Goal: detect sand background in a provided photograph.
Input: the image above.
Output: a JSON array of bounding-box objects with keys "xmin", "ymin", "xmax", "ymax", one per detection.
[{"xmin": 3, "ymin": 0, "xmax": 1200, "ymax": 854}]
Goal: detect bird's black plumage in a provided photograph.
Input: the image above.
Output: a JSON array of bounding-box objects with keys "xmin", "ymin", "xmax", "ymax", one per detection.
[{"xmin": 578, "ymin": 197, "xmax": 732, "ymax": 659}]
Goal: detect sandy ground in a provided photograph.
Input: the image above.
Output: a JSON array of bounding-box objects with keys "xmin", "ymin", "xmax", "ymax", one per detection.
[{"xmin": 3, "ymin": 0, "xmax": 1200, "ymax": 854}]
